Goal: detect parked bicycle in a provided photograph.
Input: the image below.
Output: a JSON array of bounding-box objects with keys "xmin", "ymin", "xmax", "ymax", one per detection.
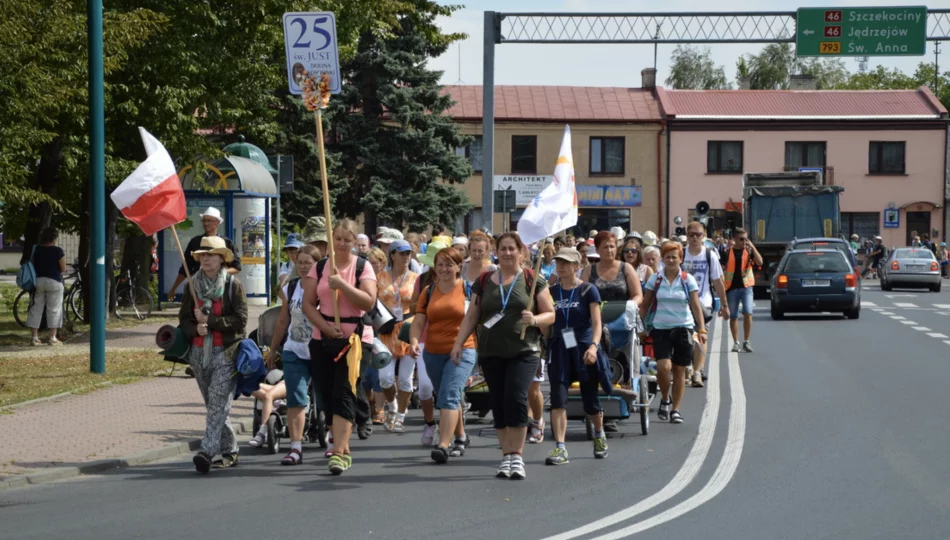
[
  {"xmin": 114, "ymin": 268, "xmax": 154, "ymax": 321},
  {"xmin": 14, "ymin": 262, "xmax": 84, "ymax": 327}
]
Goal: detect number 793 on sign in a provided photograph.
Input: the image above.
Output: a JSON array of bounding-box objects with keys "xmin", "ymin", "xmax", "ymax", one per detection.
[{"xmin": 819, "ymin": 42, "xmax": 841, "ymax": 54}]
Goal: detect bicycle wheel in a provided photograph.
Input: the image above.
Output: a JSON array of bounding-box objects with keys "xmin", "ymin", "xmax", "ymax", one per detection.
[
  {"xmin": 69, "ymin": 287, "xmax": 85, "ymax": 323},
  {"xmin": 13, "ymin": 290, "xmax": 32, "ymax": 328},
  {"xmin": 115, "ymin": 285, "xmax": 153, "ymax": 321}
]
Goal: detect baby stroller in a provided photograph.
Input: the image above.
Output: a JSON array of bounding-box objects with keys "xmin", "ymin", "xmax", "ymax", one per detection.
[{"xmin": 249, "ymin": 306, "xmax": 329, "ymax": 454}]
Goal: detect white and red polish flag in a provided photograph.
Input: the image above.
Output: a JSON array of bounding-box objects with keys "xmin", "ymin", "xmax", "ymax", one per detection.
[
  {"xmin": 110, "ymin": 128, "xmax": 186, "ymax": 236},
  {"xmin": 516, "ymin": 125, "xmax": 578, "ymax": 245}
]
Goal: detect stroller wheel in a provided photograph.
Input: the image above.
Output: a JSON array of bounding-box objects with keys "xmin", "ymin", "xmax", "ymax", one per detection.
[
  {"xmin": 266, "ymin": 415, "xmax": 280, "ymax": 454},
  {"xmin": 315, "ymin": 410, "xmax": 328, "ymax": 448},
  {"xmin": 357, "ymin": 421, "xmax": 372, "ymax": 440}
]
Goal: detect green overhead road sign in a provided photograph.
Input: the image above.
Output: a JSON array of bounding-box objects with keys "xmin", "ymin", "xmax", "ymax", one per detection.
[{"xmin": 796, "ymin": 6, "xmax": 928, "ymax": 57}]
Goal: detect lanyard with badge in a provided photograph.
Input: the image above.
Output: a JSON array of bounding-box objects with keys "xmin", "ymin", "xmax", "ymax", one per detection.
[
  {"xmin": 483, "ymin": 270, "xmax": 520, "ymax": 328},
  {"xmin": 391, "ymin": 271, "xmax": 408, "ymax": 321},
  {"xmin": 559, "ymin": 284, "xmax": 578, "ymax": 349}
]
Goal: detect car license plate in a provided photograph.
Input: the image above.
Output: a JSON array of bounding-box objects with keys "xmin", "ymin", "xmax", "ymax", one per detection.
[
  {"xmin": 802, "ymin": 280, "xmax": 830, "ymax": 287},
  {"xmin": 908, "ymin": 265, "xmax": 927, "ymax": 271}
]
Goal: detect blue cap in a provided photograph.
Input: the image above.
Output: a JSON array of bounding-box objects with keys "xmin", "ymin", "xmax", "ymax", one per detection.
[
  {"xmin": 283, "ymin": 234, "xmax": 305, "ymax": 250},
  {"xmin": 389, "ymin": 239, "xmax": 412, "ymax": 253}
]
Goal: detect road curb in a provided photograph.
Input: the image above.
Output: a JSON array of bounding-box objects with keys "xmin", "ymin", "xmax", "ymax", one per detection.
[{"xmin": 0, "ymin": 416, "xmax": 253, "ymax": 491}]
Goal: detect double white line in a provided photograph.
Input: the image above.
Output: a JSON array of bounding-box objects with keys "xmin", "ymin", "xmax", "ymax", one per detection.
[{"xmin": 546, "ymin": 320, "xmax": 747, "ymax": 539}]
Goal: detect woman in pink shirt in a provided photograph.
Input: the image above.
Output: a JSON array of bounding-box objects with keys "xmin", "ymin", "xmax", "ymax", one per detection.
[{"xmin": 302, "ymin": 219, "xmax": 377, "ymax": 476}]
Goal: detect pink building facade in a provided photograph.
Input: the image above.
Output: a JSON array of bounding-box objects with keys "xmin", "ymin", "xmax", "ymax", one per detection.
[{"xmin": 658, "ymin": 87, "xmax": 949, "ymax": 248}]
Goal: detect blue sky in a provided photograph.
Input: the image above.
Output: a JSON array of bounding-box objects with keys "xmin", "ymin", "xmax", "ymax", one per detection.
[{"xmin": 430, "ymin": 0, "xmax": 943, "ymax": 88}]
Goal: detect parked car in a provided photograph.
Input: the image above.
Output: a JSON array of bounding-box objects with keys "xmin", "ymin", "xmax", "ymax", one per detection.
[
  {"xmin": 770, "ymin": 248, "xmax": 860, "ymax": 320},
  {"xmin": 879, "ymin": 247, "xmax": 941, "ymax": 292}
]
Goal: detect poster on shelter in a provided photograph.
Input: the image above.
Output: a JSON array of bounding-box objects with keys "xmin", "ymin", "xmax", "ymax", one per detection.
[{"xmin": 241, "ymin": 216, "xmax": 267, "ymax": 264}]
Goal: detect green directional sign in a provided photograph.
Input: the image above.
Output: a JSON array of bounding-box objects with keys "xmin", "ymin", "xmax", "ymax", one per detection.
[{"xmin": 796, "ymin": 6, "xmax": 928, "ymax": 57}]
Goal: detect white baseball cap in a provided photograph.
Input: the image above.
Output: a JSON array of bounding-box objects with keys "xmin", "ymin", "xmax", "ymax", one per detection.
[{"xmin": 200, "ymin": 207, "xmax": 224, "ymax": 223}]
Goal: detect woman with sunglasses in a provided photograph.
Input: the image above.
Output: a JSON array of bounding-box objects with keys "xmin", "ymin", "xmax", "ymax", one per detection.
[{"xmin": 621, "ymin": 237, "xmax": 653, "ymax": 285}]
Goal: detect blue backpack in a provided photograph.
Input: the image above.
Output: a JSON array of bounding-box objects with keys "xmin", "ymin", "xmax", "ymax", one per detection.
[{"xmin": 16, "ymin": 245, "xmax": 37, "ymax": 292}]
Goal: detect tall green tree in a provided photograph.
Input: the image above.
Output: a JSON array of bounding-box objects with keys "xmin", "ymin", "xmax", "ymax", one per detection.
[
  {"xmin": 319, "ymin": 0, "xmax": 472, "ymax": 233},
  {"xmin": 665, "ymin": 46, "xmax": 730, "ymax": 89},
  {"xmin": 834, "ymin": 63, "xmax": 950, "ymax": 109},
  {"xmin": 744, "ymin": 43, "xmax": 847, "ymax": 90}
]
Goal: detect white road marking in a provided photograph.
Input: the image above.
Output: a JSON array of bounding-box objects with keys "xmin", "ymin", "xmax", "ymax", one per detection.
[
  {"xmin": 912, "ymin": 326, "xmax": 930, "ymax": 331},
  {"xmin": 934, "ymin": 304, "xmax": 950, "ymax": 309},
  {"xmin": 545, "ymin": 323, "xmax": 725, "ymax": 540},
  {"xmin": 863, "ymin": 301, "xmax": 877, "ymax": 307},
  {"xmin": 943, "ymin": 340, "xmax": 950, "ymax": 346},
  {"xmin": 592, "ymin": 328, "xmax": 747, "ymax": 539},
  {"xmin": 890, "ymin": 316, "xmax": 906, "ymax": 320},
  {"xmin": 927, "ymin": 333, "xmax": 948, "ymax": 339},
  {"xmin": 879, "ymin": 311, "xmax": 894, "ymax": 315},
  {"xmin": 901, "ymin": 321, "xmax": 917, "ymax": 326},
  {"xmin": 894, "ymin": 302, "xmax": 918, "ymax": 308}
]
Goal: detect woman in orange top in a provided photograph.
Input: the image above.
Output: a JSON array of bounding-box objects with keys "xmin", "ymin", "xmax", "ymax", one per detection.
[
  {"xmin": 377, "ymin": 240, "xmax": 421, "ymax": 433},
  {"xmin": 410, "ymin": 247, "xmax": 476, "ymax": 462}
]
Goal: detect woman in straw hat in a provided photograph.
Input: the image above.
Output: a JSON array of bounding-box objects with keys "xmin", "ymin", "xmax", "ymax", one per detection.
[{"xmin": 178, "ymin": 236, "xmax": 248, "ymax": 474}]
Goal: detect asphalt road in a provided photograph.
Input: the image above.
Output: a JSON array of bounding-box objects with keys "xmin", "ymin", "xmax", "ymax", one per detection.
[{"xmin": 3, "ymin": 282, "xmax": 950, "ymax": 539}]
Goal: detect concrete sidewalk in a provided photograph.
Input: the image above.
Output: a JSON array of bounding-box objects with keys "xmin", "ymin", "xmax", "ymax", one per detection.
[{"xmin": 0, "ymin": 304, "xmax": 271, "ymax": 488}]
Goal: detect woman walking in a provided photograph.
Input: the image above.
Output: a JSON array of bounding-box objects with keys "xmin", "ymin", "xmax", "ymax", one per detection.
[
  {"xmin": 622, "ymin": 236, "xmax": 653, "ymax": 285},
  {"xmin": 411, "ymin": 247, "xmax": 476, "ymax": 462},
  {"xmin": 544, "ymin": 248, "xmax": 609, "ymax": 465},
  {"xmin": 262, "ymin": 245, "xmax": 319, "ymax": 464},
  {"xmin": 461, "ymin": 231, "xmax": 496, "ymax": 287},
  {"xmin": 178, "ymin": 237, "xmax": 248, "ymax": 473},
  {"xmin": 639, "ymin": 242, "xmax": 707, "ymax": 425},
  {"xmin": 26, "ymin": 227, "xmax": 67, "ymax": 346},
  {"xmin": 451, "ymin": 232, "xmax": 555, "ymax": 479},
  {"xmin": 302, "ymin": 219, "xmax": 377, "ymax": 475},
  {"xmin": 376, "ymin": 240, "xmax": 422, "ymax": 434}
]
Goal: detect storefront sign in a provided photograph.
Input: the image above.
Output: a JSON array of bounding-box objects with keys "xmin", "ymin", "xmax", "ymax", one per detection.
[
  {"xmin": 576, "ymin": 185, "xmax": 642, "ymax": 207},
  {"xmin": 492, "ymin": 175, "xmax": 554, "ymax": 207},
  {"xmin": 883, "ymin": 208, "xmax": 900, "ymax": 229}
]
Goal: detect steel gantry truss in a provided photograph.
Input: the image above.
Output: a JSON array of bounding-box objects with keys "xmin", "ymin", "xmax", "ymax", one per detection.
[{"xmin": 478, "ymin": 9, "xmax": 950, "ymax": 227}]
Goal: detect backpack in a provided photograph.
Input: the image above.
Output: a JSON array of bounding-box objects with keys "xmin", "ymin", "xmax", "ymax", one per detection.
[
  {"xmin": 643, "ymin": 271, "xmax": 691, "ymax": 334},
  {"xmin": 16, "ymin": 245, "xmax": 37, "ymax": 292}
]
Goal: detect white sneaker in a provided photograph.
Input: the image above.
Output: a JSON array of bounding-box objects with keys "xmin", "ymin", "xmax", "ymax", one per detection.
[
  {"xmin": 421, "ymin": 424, "xmax": 437, "ymax": 447},
  {"xmin": 509, "ymin": 455, "xmax": 526, "ymax": 479},
  {"xmin": 248, "ymin": 432, "xmax": 266, "ymax": 448},
  {"xmin": 496, "ymin": 455, "xmax": 512, "ymax": 478}
]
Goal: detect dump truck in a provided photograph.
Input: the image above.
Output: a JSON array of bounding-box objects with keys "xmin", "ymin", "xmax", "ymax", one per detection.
[{"xmin": 741, "ymin": 171, "xmax": 844, "ymax": 295}]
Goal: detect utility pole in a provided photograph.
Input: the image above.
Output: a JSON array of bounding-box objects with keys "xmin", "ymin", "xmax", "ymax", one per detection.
[
  {"xmin": 88, "ymin": 0, "xmax": 106, "ymax": 374},
  {"xmin": 935, "ymin": 42, "xmax": 942, "ymax": 96}
]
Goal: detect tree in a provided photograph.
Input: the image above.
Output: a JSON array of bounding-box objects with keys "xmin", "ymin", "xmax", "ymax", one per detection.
[
  {"xmin": 744, "ymin": 43, "xmax": 848, "ymax": 90},
  {"xmin": 665, "ymin": 46, "xmax": 730, "ymax": 89},
  {"xmin": 320, "ymin": 0, "xmax": 472, "ymax": 233},
  {"xmin": 833, "ymin": 63, "xmax": 950, "ymax": 110}
]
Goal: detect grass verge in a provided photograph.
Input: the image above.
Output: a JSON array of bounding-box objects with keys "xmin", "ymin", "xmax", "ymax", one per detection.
[{"xmin": 0, "ymin": 349, "xmax": 171, "ymax": 408}]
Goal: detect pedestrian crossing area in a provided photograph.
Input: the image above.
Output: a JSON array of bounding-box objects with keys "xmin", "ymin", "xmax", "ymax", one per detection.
[
  {"xmin": 868, "ymin": 300, "xmax": 950, "ymax": 346},
  {"xmin": 863, "ymin": 301, "xmax": 950, "ymax": 313}
]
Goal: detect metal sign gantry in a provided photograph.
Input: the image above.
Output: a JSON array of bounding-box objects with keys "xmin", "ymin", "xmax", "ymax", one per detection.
[{"xmin": 478, "ymin": 9, "xmax": 950, "ymax": 228}]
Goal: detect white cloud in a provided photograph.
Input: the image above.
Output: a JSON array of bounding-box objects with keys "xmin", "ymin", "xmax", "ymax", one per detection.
[{"xmin": 431, "ymin": 0, "xmax": 941, "ymax": 88}]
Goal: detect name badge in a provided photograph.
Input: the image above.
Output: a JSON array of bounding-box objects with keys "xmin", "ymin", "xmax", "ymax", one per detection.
[
  {"xmin": 392, "ymin": 305, "xmax": 403, "ymax": 321},
  {"xmin": 562, "ymin": 328, "xmax": 577, "ymax": 349},
  {"xmin": 483, "ymin": 312, "xmax": 503, "ymax": 329}
]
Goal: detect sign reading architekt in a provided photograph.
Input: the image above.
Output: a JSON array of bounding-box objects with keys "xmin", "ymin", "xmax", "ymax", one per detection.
[
  {"xmin": 493, "ymin": 175, "xmax": 554, "ymax": 207},
  {"xmin": 796, "ymin": 6, "xmax": 927, "ymax": 57}
]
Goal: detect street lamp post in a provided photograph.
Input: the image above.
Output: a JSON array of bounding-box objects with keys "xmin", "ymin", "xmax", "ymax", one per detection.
[{"xmin": 88, "ymin": 0, "xmax": 106, "ymax": 373}]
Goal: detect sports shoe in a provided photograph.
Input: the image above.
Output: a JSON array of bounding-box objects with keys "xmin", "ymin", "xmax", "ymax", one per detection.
[
  {"xmin": 528, "ymin": 419, "xmax": 544, "ymax": 444},
  {"xmin": 509, "ymin": 455, "xmax": 526, "ymax": 479},
  {"xmin": 658, "ymin": 399, "xmax": 672, "ymax": 421},
  {"xmin": 545, "ymin": 447, "xmax": 569, "ymax": 465},
  {"xmin": 421, "ymin": 424, "xmax": 437, "ymax": 447},
  {"xmin": 248, "ymin": 432, "xmax": 266, "ymax": 448},
  {"xmin": 670, "ymin": 410, "xmax": 684, "ymax": 424},
  {"xmin": 742, "ymin": 341, "xmax": 754, "ymax": 353},
  {"xmin": 431, "ymin": 446, "xmax": 449, "ymax": 464},
  {"xmin": 496, "ymin": 455, "xmax": 512, "ymax": 478},
  {"xmin": 328, "ymin": 453, "xmax": 351, "ymax": 475},
  {"xmin": 731, "ymin": 342, "xmax": 741, "ymax": 353},
  {"xmin": 691, "ymin": 371, "xmax": 705, "ymax": 388},
  {"xmin": 593, "ymin": 437, "xmax": 608, "ymax": 459}
]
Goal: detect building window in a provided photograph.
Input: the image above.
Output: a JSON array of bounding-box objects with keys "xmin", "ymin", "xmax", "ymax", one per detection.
[
  {"xmin": 455, "ymin": 136, "xmax": 483, "ymax": 173},
  {"xmin": 869, "ymin": 141, "xmax": 905, "ymax": 174},
  {"xmin": 590, "ymin": 137, "xmax": 625, "ymax": 175},
  {"xmin": 784, "ymin": 141, "xmax": 826, "ymax": 170},
  {"xmin": 568, "ymin": 208, "xmax": 632, "ymax": 239},
  {"xmin": 511, "ymin": 135, "xmax": 537, "ymax": 174},
  {"xmin": 841, "ymin": 212, "xmax": 880, "ymax": 250},
  {"xmin": 707, "ymin": 141, "xmax": 743, "ymax": 174}
]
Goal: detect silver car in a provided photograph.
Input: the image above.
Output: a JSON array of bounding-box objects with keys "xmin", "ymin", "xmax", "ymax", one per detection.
[{"xmin": 879, "ymin": 247, "xmax": 942, "ymax": 292}]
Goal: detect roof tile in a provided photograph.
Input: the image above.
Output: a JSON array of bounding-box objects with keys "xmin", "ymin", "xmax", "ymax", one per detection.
[{"xmin": 442, "ymin": 85, "xmax": 662, "ymax": 122}]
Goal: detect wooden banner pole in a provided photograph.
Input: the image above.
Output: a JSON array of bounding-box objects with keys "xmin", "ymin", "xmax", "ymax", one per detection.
[
  {"xmin": 169, "ymin": 225, "xmax": 201, "ymax": 309},
  {"xmin": 315, "ymin": 108, "xmax": 341, "ymax": 327}
]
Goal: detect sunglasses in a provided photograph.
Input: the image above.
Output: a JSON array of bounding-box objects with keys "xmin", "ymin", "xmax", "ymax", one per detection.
[
  {"xmin": 622, "ymin": 248, "xmax": 638, "ymax": 254},
  {"xmin": 687, "ymin": 232, "xmax": 704, "ymax": 238}
]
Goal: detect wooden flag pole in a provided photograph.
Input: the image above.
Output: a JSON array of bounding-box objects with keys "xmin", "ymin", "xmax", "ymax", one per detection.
[
  {"xmin": 315, "ymin": 107, "xmax": 341, "ymax": 327},
  {"xmin": 520, "ymin": 236, "xmax": 552, "ymax": 339},
  {"xmin": 169, "ymin": 224, "xmax": 201, "ymax": 309}
]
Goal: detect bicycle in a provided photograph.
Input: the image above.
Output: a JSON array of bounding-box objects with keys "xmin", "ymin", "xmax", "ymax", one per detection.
[
  {"xmin": 14, "ymin": 262, "xmax": 84, "ymax": 327},
  {"xmin": 114, "ymin": 268, "xmax": 154, "ymax": 321}
]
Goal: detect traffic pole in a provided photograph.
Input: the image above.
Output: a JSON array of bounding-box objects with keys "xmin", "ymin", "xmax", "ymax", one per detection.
[{"xmin": 88, "ymin": 0, "xmax": 106, "ymax": 374}]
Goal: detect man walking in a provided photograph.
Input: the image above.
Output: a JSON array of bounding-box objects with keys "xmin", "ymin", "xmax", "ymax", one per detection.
[
  {"xmin": 167, "ymin": 207, "xmax": 241, "ymax": 301},
  {"xmin": 723, "ymin": 228, "xmax": 761, "ymax": 353},
  {"xmin": 681, "ymin": 221, "xmax": 729, "ymax": 386}
]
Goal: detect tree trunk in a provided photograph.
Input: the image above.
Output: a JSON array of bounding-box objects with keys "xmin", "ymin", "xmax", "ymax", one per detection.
[
  {"xmin": 78, "ymin": 180, "xmax": 119, "ymax": 321},
  {"xmin": 120, "ymin": 233, "xmax": 152, "ymax": 291},
  {"xmin": 20, "ymin": 138, "xmax": 63, "ymax": 264}
]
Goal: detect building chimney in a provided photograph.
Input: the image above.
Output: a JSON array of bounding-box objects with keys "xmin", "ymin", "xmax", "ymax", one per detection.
[
  {"xmin": 641, "ymin": 67, "xmax": 657, "ymax": 89},
  {"xmin": 789, "ymin": 74, "xmax": 817, "ymax": 90},
  {"xmin": 738, "ymin": 76, "xmax": 750, "ymax": 90}
]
